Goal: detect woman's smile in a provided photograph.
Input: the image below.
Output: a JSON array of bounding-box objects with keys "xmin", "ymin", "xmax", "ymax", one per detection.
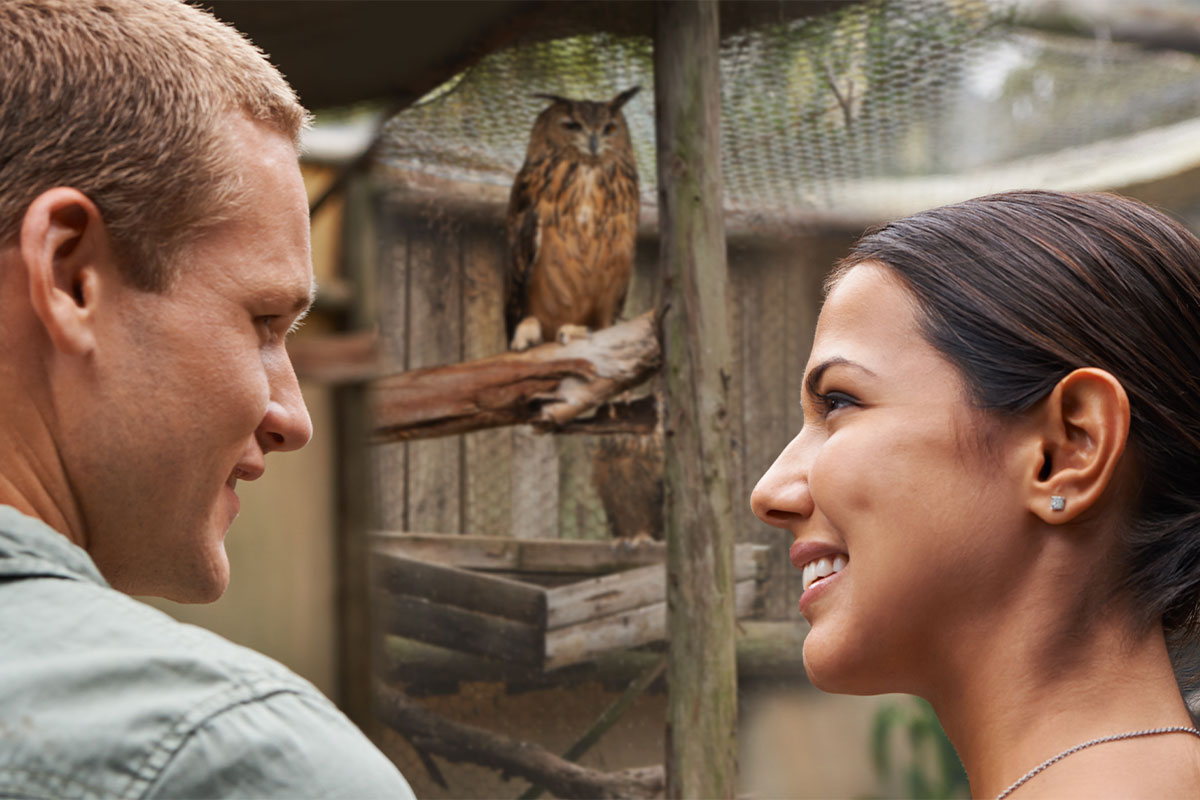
[{"xmin": 789, "ymin": 539, "xmax": 849, "ymax": 614}]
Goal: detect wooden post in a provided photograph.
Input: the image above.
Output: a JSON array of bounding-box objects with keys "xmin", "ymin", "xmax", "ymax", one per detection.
[
  {"xmin": 654, "ymin": 2, "xmax": 739, "ymax": 798},
  {"xmin": 332, "ymin": 171, "xmax": 378, "ymax": 727}
]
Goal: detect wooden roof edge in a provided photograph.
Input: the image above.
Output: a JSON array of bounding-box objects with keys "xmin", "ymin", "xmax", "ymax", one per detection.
[
  {"xmin": 372, "ymin": 116, "xmax": 1200, "ymax": 238},
  {"xmin": 372, "ymin": 165, "xmax": 875, "ymax": 240}
]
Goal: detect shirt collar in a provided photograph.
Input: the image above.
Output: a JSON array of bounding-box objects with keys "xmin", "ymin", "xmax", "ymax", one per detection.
[{"xmin": 0, "ymin": 504, "xmax": 109, "ymax": 587}]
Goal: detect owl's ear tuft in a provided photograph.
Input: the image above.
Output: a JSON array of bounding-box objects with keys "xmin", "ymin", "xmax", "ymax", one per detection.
[
  {"xmin": 609, "ymin": 86, "xmax": 641, "ymax": 111},
  {"xmin": 532, "ymin": 92, "xmax": 574, "ymax": 108}
]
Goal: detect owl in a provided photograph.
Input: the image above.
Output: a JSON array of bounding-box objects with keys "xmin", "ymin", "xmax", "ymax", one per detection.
[{"xmin": 504, "ymin": 86, "xmax": 641, "ymax": 351}]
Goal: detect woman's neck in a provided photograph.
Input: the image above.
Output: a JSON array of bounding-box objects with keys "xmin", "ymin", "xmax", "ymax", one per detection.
[{"xmin": 931, "ymin": 613, "xmax": 1193, "ymax": 798}]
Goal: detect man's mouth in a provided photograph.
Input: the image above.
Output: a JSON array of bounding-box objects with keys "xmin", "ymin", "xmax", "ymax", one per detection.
[
  {"xmin": 801, "ymin": 555, "xmax": 847, "ymax": 592},
  {"xmin": 228, "ymin": 463, "xmax": 265, "ymax": 488}
]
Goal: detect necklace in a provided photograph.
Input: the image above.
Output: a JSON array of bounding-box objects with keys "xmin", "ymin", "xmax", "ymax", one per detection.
[{"xmin": 995, "ymin": 726, "xmax": 1200, "ymax": 799}]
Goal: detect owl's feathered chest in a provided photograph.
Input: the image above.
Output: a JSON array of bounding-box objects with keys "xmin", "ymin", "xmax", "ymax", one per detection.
[{"xmin": 526, "ymin": 154, "xmax": 639, "ymax": 232}]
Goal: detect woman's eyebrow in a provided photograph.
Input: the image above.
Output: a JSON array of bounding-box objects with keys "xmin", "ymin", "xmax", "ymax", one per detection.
[{"xmin": 803, "ymin": 357, "xmax": 878, "ymax": 398}]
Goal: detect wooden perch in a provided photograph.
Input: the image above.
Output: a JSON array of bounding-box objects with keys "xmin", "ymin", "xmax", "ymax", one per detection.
[
  {"xmin": 369, "ymin": 310, "xmax": 661, "ymax": 443},
  {"xmin": 375, "ymin": 682, "xmax": 665, "ymax": 799}
]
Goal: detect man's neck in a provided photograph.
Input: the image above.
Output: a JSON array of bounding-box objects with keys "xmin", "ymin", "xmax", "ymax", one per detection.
[{"xmin": 0, "ymin": 407, "xmax": 87, "ymax": 548}]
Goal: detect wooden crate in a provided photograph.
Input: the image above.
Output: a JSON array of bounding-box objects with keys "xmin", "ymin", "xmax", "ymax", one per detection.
[{"xmin": 372, "ymin": 533, "xmax": 769, "ymax": 671}]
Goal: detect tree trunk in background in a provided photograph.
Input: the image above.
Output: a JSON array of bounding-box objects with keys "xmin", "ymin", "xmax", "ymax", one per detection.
[{"xmin": 654, "ymin": 2, "xmax": 739, "ymax": 798}]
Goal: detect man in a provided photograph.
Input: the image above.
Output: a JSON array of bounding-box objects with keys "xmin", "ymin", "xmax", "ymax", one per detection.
[{"xmin": 0, "ymin": 1, "xmax": 415, "ymax": 796}]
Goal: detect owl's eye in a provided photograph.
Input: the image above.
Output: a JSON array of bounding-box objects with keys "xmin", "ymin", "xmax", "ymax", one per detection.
[
  {"xmin": 562, "ymin": 119, "xmax": 582, "ymax": 131},
  {"xmin": 603, "ymin": 122, "xmax": 616, "ymax": 135}
]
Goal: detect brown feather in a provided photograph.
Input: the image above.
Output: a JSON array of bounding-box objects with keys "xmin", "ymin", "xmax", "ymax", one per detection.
[{"xmin": 503, "ymin": 89, "xmax": 640, "ymax": 348}]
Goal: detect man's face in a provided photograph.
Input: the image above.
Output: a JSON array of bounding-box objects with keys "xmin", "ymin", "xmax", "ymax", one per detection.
[{"xmin": 67, "ymin": 114, "xmax": 314, "ymax": 602}]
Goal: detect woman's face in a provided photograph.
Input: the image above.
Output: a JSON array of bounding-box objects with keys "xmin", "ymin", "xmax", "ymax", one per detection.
[{"xmin": 751, "ymin": 262, "xmax": 1033, "ymax": 695}]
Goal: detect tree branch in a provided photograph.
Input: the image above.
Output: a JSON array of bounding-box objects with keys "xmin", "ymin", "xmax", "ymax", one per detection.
[
  {"xmin": 374, "ymin": 682, "xmax": 665, "ymax": 799},
  {"xmin": 369, "ymin": 310, "xmax": 661, "ymax": 443}
]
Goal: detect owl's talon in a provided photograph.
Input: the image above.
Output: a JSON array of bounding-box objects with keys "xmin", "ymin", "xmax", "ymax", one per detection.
[
  {"xmin": 557, "ymin": 324, "xmax": 591, "ymax": 345},
  {"xmin": 510, "ymin": 317, "xmax": 543, "ymax": 351}
]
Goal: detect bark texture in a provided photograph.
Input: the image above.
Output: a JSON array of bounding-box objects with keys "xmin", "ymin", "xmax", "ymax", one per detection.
[
  {"xmin": 654, "ymin": 2, "xmax": 739, "ymax": 797},
  {"xmin": 368, "ymin": 310, "xmax": 661, "ymax": 441}
]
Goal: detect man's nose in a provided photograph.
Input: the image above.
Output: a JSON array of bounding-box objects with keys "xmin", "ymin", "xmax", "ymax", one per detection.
[
  {"xmin": 750, "ymin": 431, "xmax": 814, "ymax": 530},
  {"xmin": 257, "ymin": 355, "xmax": 312, "ymax": 454}
]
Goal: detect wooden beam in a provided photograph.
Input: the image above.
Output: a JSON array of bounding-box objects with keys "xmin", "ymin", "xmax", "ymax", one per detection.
[
  {"xmin": 373, "ymin": 551, "xmax": 547, "ymax": 625},
  {"xmin": 544, "ymin": 579, "xmax": 758, "ymax": 671},
  {"xmin": 545, "ymin": 546, "xmax": 763, "ymax": 630},
  {"xmin": 373, "ymin": 532, "xmax": 667, "ymax": 574},
  {"xmin": 377, "ymin": 165, "xmax": 874, "ymax": 240},
  {"xmin": 368, "ymin": 309, "xmax": 661, "ymax": 441},
  {"xmin": 375, "ymin": 682, "xmax": 665, "ymax": 800},
  {"xmin": 330, "ymin": 170, "xmax": 379, "ymax": 728},
  {"xmin": 654, "ymin": 2, "xmax": 739, "ymax": 797},
  {"xmin": 377, "ymin": 593, "xmax": 545, "ymax": 666},
  {"xmin": 381, "ymin": 621, "xmax": 809, "ymax": 695},
  {"xmin": 1015, "ymin": 0, "xmax": 1200, "ymax": 56}
]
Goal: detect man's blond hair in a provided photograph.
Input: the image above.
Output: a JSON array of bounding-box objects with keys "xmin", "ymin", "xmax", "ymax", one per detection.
[{"xmin": 0, "ymin": 0, "xmax": 309, "ymax": 290}]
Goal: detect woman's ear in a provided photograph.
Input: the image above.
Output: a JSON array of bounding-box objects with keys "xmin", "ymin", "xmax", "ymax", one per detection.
[
  {"xmin": 1026, "ymin": 368, "xmax": 1131, "ymax": 524},
  {"xmin": 19, "ymin": 187, "xmax": 113, "ymax": 356}
]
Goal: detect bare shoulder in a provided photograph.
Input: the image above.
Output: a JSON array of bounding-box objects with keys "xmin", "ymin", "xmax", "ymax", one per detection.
[{"xmin": 1016, "ymin": 732, "xmax": 1200, "ymax": 799}]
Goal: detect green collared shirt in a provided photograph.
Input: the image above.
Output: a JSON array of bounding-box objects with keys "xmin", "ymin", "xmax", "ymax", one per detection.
[{"xmin": 0, "ymin": 506, "xmax": 415, "ymax": 800}]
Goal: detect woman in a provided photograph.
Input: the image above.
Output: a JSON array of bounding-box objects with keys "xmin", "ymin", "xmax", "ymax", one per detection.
[{"xmin": 750, "ymin": 190, "xmax": 1200, "ymax": 798}]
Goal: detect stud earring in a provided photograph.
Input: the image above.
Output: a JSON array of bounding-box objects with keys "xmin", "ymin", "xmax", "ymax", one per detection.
[{"xmin": 1050, "ymin": 495, "xmax": 1066, "ymax": 512}]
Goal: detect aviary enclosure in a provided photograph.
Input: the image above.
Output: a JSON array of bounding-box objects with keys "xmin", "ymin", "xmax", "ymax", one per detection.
[{"xmin": 308, "ymin": 0, "xmax": 1200, "ymax": 796}]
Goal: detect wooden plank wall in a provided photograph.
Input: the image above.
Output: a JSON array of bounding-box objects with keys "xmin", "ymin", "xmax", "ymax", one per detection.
[
  {"xmin": 371, "ymin": 194, "xmax": 858, "ymax": 618},
  {"xmin": 727, "ymin": 235, "xmax": 859, "ymax": 617}
]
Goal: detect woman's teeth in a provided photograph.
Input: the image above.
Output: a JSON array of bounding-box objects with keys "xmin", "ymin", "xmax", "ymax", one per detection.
[{"xmin": 802, "ymin": 555, "xmax": 847, "ymax": 592}]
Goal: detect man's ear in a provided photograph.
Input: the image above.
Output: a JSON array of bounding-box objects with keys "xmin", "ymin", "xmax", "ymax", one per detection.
[
  {"xmin": 1026, "ymin": 368, "xmax": 1131, "ymax": 524},
  {"xmin": 19, "ymin": 187, "xmax": 114, "ymax": 356}
]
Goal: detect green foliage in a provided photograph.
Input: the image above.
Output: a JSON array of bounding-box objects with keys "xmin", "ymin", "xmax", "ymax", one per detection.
[{"xmin": 866, "ymin": 697, "xmax": 969, "ymax": 800}]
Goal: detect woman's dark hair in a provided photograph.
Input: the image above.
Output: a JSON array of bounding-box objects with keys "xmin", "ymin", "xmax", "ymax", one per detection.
[{"xmin": 835, "ymin": 190, "xmax": 1200, "ymax": 640}]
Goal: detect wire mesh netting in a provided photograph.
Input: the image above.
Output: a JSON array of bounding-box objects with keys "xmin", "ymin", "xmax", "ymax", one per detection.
[
  {"xmin": 381, "ymin": 0, "xmax": 1008, "ymax": 214},
  {"xmin": 380, "ymin": 0, "xmax": 1200, "ymax": 217},
  {"xmin": 939, "ymin": 28, "xmax": 1200, "ymax": 171}
]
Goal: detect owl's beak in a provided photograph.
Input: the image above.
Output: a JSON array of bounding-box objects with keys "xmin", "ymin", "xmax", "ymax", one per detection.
[{"xmin": 589, "ymin": 133, "xmax": 598, "ymax": 156}]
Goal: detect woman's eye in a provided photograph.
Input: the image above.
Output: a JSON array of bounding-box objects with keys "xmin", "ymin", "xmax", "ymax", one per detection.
[{"xmin": 815, "ymin": 391, "xmax": 857, "ymax": 416}]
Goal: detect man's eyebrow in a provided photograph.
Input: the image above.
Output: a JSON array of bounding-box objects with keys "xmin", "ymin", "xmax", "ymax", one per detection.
[
  {"xmin": 282, "ymin": 285, "xmax": 317, "ymax": 335},
  {"xmin": 298, "ymin": 283, "xmax": 317, "ymax": 313},
  {"xmin": 804, "ymin": 357, "xmax": 877, "ymax": 398}
]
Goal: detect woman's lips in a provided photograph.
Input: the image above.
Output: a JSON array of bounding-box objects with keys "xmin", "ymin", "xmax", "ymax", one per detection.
[
  {"xmin": 798, "ymin": 564, "xmax": 845, "ymax": 615},
  {"xmin": 790, "ymin": 540, "xmax": 849, "ymax": 615},
  {"xmin": 789, "ymin": 539, "xmax": 848, "ymax": 571}
]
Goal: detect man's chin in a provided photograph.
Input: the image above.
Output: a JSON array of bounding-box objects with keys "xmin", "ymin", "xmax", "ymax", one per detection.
[
  {"xmin": 114, "ymin": 541, "xmax": 231, "ymax": 603},
  {"xmin": 174, "ymin": 547, "xmax": 231, "ymax": 604}
]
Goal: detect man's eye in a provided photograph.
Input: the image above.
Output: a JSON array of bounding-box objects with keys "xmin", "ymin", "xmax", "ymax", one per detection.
[{"xmin": 255, "ymin": 316, "xmax": 283, "ymax": 340}]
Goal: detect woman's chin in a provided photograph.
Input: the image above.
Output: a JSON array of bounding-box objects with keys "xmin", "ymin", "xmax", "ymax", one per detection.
[{"xmin": 802, "ymin": 634, "xmax": 886, "ymax": 696}]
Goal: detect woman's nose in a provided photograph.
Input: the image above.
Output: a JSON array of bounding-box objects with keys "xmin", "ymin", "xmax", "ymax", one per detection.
[{"xmin": 750, "ymin": 432, "xmax": 814, "ymax": 529}]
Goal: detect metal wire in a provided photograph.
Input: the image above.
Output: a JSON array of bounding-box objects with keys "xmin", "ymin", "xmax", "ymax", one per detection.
[{"xmin": 380, "ymin": 0, "xmax": 1007, "ymax": 213}]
